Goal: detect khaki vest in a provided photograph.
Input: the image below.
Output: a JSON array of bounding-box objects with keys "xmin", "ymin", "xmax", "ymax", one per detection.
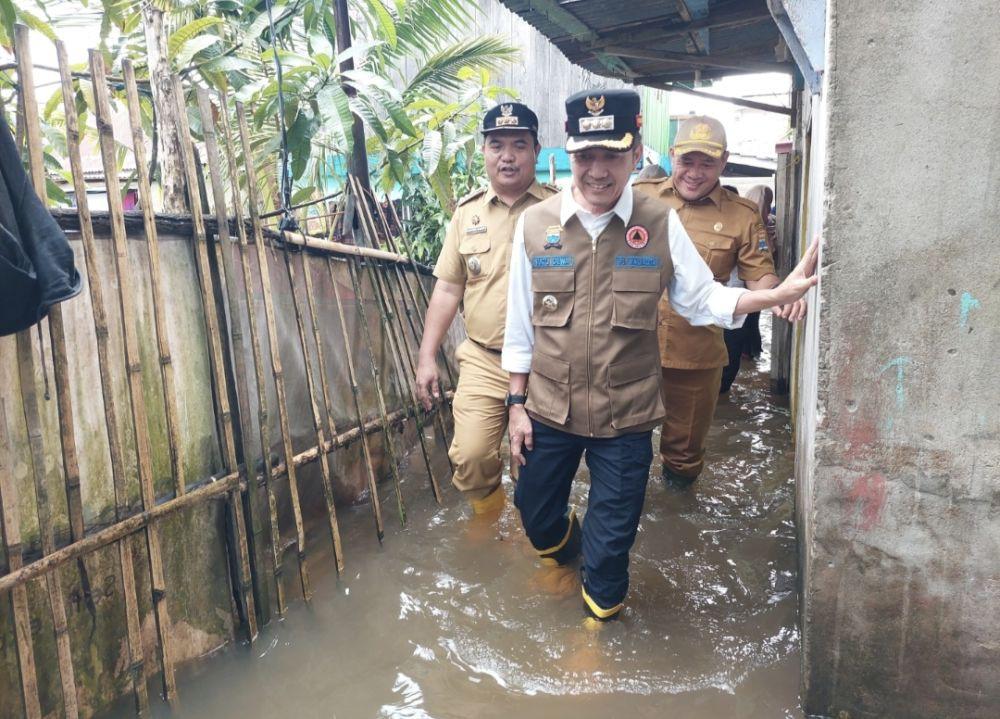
[{"xmin": 522, "ymin": 192, "xmax": 674, "ymax": 438}]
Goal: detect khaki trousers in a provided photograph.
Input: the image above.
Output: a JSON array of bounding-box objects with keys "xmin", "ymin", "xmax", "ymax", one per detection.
[
  {"xmin": 449, "ymin": 339, "xmax": 511, "ymax": 502},
  {"xmin": 659, "ymin": 366, "xmax": 724, "ymax": 479}
]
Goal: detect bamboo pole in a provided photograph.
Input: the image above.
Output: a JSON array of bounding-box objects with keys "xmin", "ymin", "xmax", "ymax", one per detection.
[
  {"xmin": 0, "ymin": 399, "xmax": 42, "ymax": 719},
  {"xmin": 235, "ymin": 102, "xmax": 312, "ymax": 601},
  {"xmin": 325, "ymin": 253, "xmax": 390, "ymax": 543},
  {"xmin": 359, "ymin": 188, "xmax": 453, "ymax": 474},
  {"xmin": 381, "ymin": 198, "xmax": 458, "ymax": 391},
  {"xmin": 122, "ymin": 60, "xmax": 186, "ymax": 498},
  {"xmin": 14, "ymin": 26, "xmax": 80, "ymax": 718},
  {"xmin": 196, "ymin": 87, "xmax": 272, "ymax": 634},
  {"xmin": 279, "ymin": 244, "xmax": 348, "ymax": 567},
  {"xmin": 0, "ymin": 398, "xmax": 450, "ymax": 596},
  {"xmin": 217, "ymin": 93, "xmax": 285, "ymax": 617},
  {"xmin": 338, "ymin": 211, "xmax": 407, "ymax": 524},
  {"xmin": 55, "ymin": 44, "xmax": 149, "ymax": 715},
  {"xmin": 168, "ymin": 75, "xmax": 260, "ymax": 632},
  {"xmin": 90, "ymin": 50, "xmax": 182, "ymax": 705},
  {"xmin": 349, "ymin": 177, "xmax": 442, "ymax": 504}
]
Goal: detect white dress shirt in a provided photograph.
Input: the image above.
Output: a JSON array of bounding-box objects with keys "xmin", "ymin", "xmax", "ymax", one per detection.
[{"xmin": 501, "ymin": 183, "xmax": 748, "ymax": 374}]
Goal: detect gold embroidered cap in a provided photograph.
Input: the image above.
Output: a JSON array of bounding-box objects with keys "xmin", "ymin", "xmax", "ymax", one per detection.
[
  {"xmin": 564, "ymin": 88, "xmax": 642, "ymax": 153},
  {"xmin": 671, "ymin": 115, "xmax": 727, "ymax": 159}
]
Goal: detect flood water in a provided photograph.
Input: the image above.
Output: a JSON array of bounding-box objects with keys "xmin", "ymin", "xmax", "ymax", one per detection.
[{"xmin": 125, "ymin": 317, "xmax": 801, "ymax": 718}]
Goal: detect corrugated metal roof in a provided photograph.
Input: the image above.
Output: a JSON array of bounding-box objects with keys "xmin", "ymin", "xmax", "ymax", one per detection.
[{"xmin": 494, "ymin": 0, "xmax": 790, "ymax": 85}]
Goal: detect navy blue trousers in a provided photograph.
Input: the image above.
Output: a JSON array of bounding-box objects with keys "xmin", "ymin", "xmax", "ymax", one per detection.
[{"xmin": 514, "ymin": 419, "xmax": 653, "ymax": 610}]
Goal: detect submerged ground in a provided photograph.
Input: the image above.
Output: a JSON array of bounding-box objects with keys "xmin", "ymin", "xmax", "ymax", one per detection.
[{"xmin": 117, "ymin": 316, "xmax": 800, "ymax": 718}]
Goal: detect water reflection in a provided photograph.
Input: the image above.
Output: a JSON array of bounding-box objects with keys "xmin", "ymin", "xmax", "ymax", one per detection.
[{"xmin": 124, "ymin": 317, "xmax": 801, "ymax": 719}]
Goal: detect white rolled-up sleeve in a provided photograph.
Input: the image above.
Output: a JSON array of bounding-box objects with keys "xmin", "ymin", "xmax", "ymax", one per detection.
[
  {"xmin": 501, "ymin": 214, "xmax": 534, "ymax": 373},
  {"xmin": 667, "ymin": 208, "xmax": 747, "ymax": 329}
]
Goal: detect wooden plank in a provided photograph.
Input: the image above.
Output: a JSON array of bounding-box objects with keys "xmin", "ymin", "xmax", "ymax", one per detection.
[
  {"xmin": 0, "ymin": 398, "xmax": 42, "ymax": 719},
  {"xmin": 234, "ymin": 102, "xmax": 312, "ymax": 601},
  {"xmin": 55, "ymin": 42, "xmax": 150, "ymax": 715},
  {"xmin": 216, "ymin": 91, "xmax": 283, "ymax": 618},
  {"xmin": 14, "ymin": 26, "xmax": 80, "ymax": 719},
  {"xmin": 194, "ymin": 87, "xmax": 259, "ymax": 640},
  {"xmin": 89, "ymin": 50, "xmax": 178, "ymax": 707}
]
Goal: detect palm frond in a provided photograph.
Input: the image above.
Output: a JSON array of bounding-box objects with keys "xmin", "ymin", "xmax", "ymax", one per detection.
[{"xmin": 405, "ymin": 36, "xmax": 518, "ymax": 102}]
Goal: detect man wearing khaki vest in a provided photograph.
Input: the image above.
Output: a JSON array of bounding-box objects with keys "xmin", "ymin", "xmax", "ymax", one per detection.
[
  {"xmin": 502, "ymin": 89, "xmax": 818, "ymax": 621},
  {"xmin": 633, "ymin": 116, "xmax": 807, "ymax": 488},
  {"xmin": 415, "ymin": 103, "xmax": 557, "ymax": 517}
]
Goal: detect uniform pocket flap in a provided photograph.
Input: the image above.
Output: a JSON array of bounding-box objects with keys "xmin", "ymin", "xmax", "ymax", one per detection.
[
  {"xmin": 531, "ymin": 351, "xmax": 570, "ymax": 384},
  {"xmin": 459, "ymin": 235, "xmax": 490, "ymax": 254},
  {"xmin": 532, "ymin": 269, "xmax": 575, "ymax": 292},
  {"xmin": 608, "ymin": 355, "xmax": 659, "ymax": 387},
  {"xmin": 612, "ymin": 268, "xmax": 660, "ymax": 292}
]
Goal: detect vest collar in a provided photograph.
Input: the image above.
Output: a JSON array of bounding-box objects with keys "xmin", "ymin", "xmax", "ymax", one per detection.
[{"xmin": 560, "ymin": 182, "xmax": 633, "ymax": 227}]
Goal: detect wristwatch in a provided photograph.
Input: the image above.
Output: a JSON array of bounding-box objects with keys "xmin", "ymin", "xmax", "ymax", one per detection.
[{"xmin": 505, "ymin": 393, "xmax": 528, "ymax": 407}]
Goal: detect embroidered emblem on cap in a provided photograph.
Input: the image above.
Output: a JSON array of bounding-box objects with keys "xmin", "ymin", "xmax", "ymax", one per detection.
[
  {"xmin": 625, "ymin": 225, "xmax": 649, "ymax": 249},
  {"xmin": 495, "ymin": 103, "xmax": 520, "ymax": 126},
  {"xmin": 579, "ymin": 115, "xmax": 615, "ymax": 133},
  {"xmin": 544, "ymin": 225, "xmax": 563, "ymax": 249},
  {"xmin": 585, "ymin": 95, "xmax": 606, "ymax": 116},
  {"xmin": 714, "ymin": 222, "xmax": 724, "ymax": 232},
  {"xmin": 467, "ymin": 257, "xmax": 482, "ymax": 276},
  {"xmin": 542, "ymin": 294, "xmax": 559, "ymax": 311},
  {"xmin": 500, "ymin": 104, "xmax": 513, "ymax": 116},
  {"xmin": 691, "ymin": 123, "xmax": 713, "ymax": 140}
]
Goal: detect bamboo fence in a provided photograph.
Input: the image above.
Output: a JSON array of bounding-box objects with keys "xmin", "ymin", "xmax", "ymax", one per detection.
[{"xmin": 1, "ymin": 26, "xmax": 454, "ymax": 718}]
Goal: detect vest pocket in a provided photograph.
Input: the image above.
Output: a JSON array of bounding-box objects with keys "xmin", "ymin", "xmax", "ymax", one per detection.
[
  {"xmin": 527, "ymin": 350, "xmax": 571, "ymax": 425},
  {"xmin": 532, "ymin": 269, "xmax": 575, "ymax": 327},
  {"xmin": 607, "ymin": 354, "xmax": 663, "ymax": 430},
  {"xmin": 611, "ymin": 269, "xmax": 660, "ymax": 330}
]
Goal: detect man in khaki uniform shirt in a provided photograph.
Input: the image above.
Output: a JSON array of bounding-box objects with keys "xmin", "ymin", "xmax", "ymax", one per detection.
[
  {"xmin": 502, "ymin": 91, "xmax": 819, "ymax": 621},
  {"xmin": 415, "ymin": 103, "xmax": 557, "ymax": 516},
  {"xmin": 633, "ymin": 116, "xmax": 806, "ymax": 487}
]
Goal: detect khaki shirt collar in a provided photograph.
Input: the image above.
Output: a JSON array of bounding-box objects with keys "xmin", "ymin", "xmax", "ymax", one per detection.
[
  {"xmin": 666, "ymin": 178, "xmax": 724, "ymax": 209},
  {"xmin": 484, "ymin": 179, "xmax": 547, "ymax": 209},
  {"xmin": 560, "ymin": 182, "xmax": 633, "ymax": 227}
]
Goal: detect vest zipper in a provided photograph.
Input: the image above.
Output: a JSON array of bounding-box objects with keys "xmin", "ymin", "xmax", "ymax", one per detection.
[{"xmin": 587, "ymin": 233, "xmax": 598, "ymax": 436}]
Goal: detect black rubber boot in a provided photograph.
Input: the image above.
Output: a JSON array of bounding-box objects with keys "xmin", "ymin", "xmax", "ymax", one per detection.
[{"xmin": 662, "ymin": 467, "xmax": 697, "ymax": 492}]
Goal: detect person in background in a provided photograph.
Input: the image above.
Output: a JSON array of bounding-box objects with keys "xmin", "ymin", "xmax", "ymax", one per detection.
[
  {"xmin": 633, "ymin": 117, "xmax": 806, "ymax": 489},
  {"xmin": 414, "ymin": 103, "xmax": 557, "ymax": 519}
]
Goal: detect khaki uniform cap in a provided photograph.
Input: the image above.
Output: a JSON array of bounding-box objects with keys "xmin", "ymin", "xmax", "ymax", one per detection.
[{"xmin": 672, "ymin": 115, "xmax": 727, "ymax": 159}]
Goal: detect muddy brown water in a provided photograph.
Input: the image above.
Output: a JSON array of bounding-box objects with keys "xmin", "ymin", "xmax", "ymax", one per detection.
[{"xmin": 119, "ymin": 319, "xmax": 801, "ymax": 718}]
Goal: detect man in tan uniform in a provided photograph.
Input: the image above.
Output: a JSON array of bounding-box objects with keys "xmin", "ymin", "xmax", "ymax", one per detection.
[
  {"xmin": 503, "ymin": 90, "xmax": 818, "ymax": 620},
  {"xmin": 415, "ymin": 102, "xmax": 557, "ymax": 516},
  {"xmin": 633, "ymin": 116, "xmax": 807, "ymax": 488}
]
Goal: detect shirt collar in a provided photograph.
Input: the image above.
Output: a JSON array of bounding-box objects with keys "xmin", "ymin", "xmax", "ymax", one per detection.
[
  {"xmin": 485, "ymin": 180, "xmax": 547, "ymax": 208},
  {"xmin": 560, "ymin": 181, "xmax": 633, "ymax": 226},
  {"xmin": 666, "ymin": 178, "xmax": 724, "ymax": 209}
]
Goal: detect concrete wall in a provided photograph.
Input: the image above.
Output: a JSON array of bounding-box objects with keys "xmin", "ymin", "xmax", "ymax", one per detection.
[{"xmin": 798, "ymin": 1, "xmax": 1000, "ymax": 716}]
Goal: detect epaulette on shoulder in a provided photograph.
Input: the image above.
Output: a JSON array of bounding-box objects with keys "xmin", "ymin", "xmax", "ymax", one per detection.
[
  {"xmin": 728, "ymin": 192, "xmax": 762, "ymax": 215},
  {"xmin": 541, "ymin": 182, "xmax": 560, "ymax": 195},
  {"xmin": 631, "ymin": 176, "xmax": 669, "ymax": 188},
  {"xmin": 456, "ymin": 186, "xmax": 488, "ymax": 207}
]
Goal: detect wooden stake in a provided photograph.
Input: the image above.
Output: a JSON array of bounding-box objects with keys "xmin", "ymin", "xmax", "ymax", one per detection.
[
  {"xmin": 122, "ymin": 60, "xmax": 186, "ymax": 498},
  {"xmin": 0, "ymin": 399, "xmax": 42, "ymax": 719},
  {"xmin": 325, "ymin": 254, "xmax": 388, "ymax": 542},
  {"xmin": 55, "ymin": 43, "xmax": 149, "ymax": 715},
  {"xmin": 279, "ymin": 247, "xmax": 348, "ymax": 566},
  {"xmin": 14, "ymin": 26, "xmax": 80, "ymax": 718},
  {"xmin": 217, "ymin": 92, "xmax": 285, "ymax": 617},
  {"xmin": 349, "ymin": 177, "xmax": 442, "ymax": 504},
  {"xmin": 195, "ymin": 87, "xmax": 266, "ymax": 637},
  {"xmin": 90, "ymin": 50, "xmax": 179, "ymax": 706},
  {"xmin": 235, "ymin": 102, "xmax": 312, "ymax": 601}
]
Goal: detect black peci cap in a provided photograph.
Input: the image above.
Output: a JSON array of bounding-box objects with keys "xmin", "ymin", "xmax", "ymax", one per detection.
[
  {"xmin": 482, "ymin": 102, "xmax": 539, "ymax": 136},
  {"xmin": 564, "ymin": 88, "xmax": 642, "ymax": 153}
]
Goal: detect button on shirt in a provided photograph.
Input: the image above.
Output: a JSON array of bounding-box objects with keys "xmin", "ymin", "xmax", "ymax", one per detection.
[
  {"xmin": 433, "ymin": 181, "xmax": 556, "ymax": 349},
  {"xmin": 502, "ymin": 183, "xmax": 747, "ymax": 374}
]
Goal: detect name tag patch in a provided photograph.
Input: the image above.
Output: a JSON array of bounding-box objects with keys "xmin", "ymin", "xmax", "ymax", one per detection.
[
  {"xmin": 532, "ymin": 255, "xmax": 575, "ymax": 269},
  {"xmin": 615, "ymin": 255, "xmax": 660, "ymax": 269},
  {"xmin": 465, "ymin": 226, "xmax": 488, "ymax": 235}
]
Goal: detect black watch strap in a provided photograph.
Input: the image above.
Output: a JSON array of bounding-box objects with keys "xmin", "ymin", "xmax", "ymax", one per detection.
[{"xmin": 505, "ymin": 393, "xmax": 528, "ymax": 407}]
